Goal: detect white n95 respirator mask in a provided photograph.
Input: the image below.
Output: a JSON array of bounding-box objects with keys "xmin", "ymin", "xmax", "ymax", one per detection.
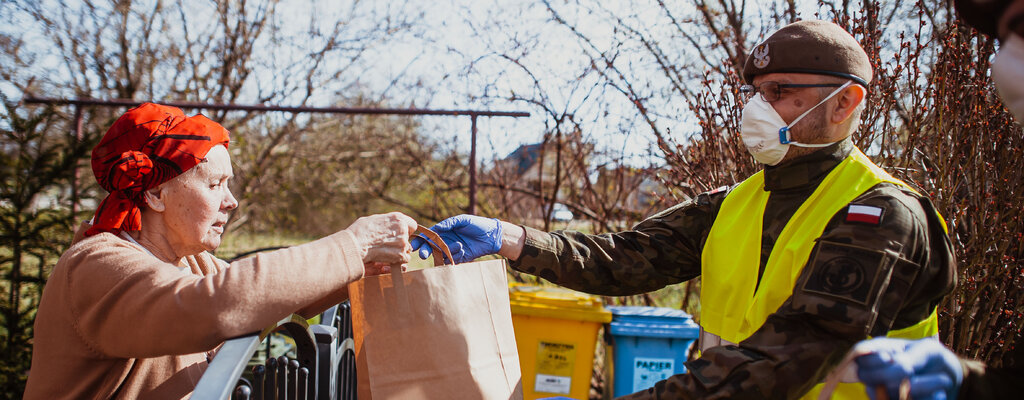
[
  {"xmin": 992, "ymin": 33, "xmax": 1024, "ymax": 123},
  {"xmin": 740, "ymin": 80, "xmax": 853, "ymax": 166}
]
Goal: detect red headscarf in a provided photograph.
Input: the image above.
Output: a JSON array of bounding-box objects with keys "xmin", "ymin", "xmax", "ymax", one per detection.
[{"xmin": 87, "ymin": 103, "xmax": 230, "ymax": 237}]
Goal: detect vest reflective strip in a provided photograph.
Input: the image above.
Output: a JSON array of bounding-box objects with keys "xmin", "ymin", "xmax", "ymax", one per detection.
[{"xmin": 699, "ymin": 148, "xmax": 941, "ymax": 400}]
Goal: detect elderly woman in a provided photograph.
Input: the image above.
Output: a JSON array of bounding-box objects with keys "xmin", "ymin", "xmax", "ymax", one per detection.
[{"xmin": 23, "ymin": 103, "xmax": 416, "ymax": 399}]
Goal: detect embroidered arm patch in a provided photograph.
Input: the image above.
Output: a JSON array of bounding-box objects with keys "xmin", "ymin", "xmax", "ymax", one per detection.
[
  {"xmin": 801, "ymin": 240, "xmax": 892, "ymax": 306},
  {"xmin": 846, "ymin": 204, "xmax": 885, "ymax": 225}
]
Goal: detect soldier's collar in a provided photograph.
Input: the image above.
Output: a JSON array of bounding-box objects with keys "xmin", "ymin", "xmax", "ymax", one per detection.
[{"xmin": 763, "ymin": 139, "xmax": 853, "ymax": 192}]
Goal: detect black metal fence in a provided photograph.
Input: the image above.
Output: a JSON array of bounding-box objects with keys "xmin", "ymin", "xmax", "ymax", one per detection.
[{"xmin": 193, "ymin": 302, "xmax": 356, "ymax": 400}]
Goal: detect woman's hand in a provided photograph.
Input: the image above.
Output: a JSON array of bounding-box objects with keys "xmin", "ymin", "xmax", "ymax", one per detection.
[
  {"xmin": 363, "ymin": 261, "xmax": 408, "ymax": 276},
  {"xmin": 346, "ymin": 212, "xmax": 417, "ymax": 266}
]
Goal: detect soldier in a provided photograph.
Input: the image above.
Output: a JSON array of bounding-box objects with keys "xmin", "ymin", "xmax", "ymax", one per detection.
[
  {"xmin": 852, "ymin": 1, "xmax": 1024, "ymax": 399},
  {"xmin": 415, "ymin": 20, "xmax": 956, "ymax": 399}
]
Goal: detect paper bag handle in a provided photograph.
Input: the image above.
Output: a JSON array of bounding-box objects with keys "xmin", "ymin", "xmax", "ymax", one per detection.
[
  {"xmin": 413, "ymin": 225, "xmax": 455, "ymax": 267},
  {"xmin": 818, "ymin": 350, "xmax": 904, "ymax": 400}
]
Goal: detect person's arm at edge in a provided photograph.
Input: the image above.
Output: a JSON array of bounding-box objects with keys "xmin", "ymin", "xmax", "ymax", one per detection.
[{"xmin": 958, "ymin": 341, "xmax": 1024, "ymax": 398}]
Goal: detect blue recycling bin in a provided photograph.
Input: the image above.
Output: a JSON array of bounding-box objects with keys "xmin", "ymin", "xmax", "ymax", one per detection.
[{"xmin": 605, "ymin": 306, "xmax": 700, "ymax": 397}]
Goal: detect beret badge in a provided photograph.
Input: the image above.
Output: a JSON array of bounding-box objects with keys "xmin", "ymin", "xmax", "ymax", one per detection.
[{"xmin": 753, "ymin": 44, "xmax": 770, "ymax": 69}]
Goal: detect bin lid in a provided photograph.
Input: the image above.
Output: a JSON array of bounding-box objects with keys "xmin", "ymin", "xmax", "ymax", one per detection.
[
  {"xmin": 509, "ymin": 285, "xmax": 612, "ymax": 323},
  {"xmin": 606, "ymin": 306, "xmax": 700, "ymax": 339}
]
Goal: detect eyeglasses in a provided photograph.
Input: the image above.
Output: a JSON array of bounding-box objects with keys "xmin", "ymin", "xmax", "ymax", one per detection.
[{"xmin": 739, "ymin": 82, "xmax": 845, "ymax": 102}]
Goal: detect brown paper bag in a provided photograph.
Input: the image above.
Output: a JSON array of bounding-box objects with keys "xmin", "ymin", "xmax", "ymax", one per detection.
[{"xmin": 349, "ymin": 227, "xmax": 524, "ymax": 400}]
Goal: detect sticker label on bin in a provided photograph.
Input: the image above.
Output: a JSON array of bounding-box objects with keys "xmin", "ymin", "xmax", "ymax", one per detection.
[
  {"xmin": 534, "ymin": 341, "xmax": 575, "ymax": 394},
  {"xmin": 535, "ymin": 374, "xmax": 572, "ymax": 394},
  {"xmin": 633, "ymin": 357, "xmax": 674, "ymax": 392}
]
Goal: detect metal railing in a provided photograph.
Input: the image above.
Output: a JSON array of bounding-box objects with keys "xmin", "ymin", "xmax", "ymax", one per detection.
[{"xmin": 193, "ymin": 302, "xmax": 356, "ymax": 400}]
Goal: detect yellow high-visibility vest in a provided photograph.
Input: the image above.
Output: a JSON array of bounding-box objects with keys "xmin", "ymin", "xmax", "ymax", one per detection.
[{"xmin": 700, "ymin": 148, "xmax": 939, "ymax": 399}]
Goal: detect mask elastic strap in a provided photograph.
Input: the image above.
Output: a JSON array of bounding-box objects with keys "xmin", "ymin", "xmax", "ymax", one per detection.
[{"xmin": 778, "ymin": 80, "xmax": 854, "ymax": 146}]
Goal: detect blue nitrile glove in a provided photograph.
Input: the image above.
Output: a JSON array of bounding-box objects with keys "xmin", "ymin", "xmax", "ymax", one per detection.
[
  {"xmin": 410, "ymin": 214, "xmax": 502, "ymax": 264},
  {"xmin": 854, "ymin": 337, "xmax": 963, "ymax": 400}
]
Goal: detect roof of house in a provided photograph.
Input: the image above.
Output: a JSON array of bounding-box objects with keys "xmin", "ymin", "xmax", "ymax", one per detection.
[{"xmin": 504, "ymin": 143, "xmax": 543, "ymax": 175}]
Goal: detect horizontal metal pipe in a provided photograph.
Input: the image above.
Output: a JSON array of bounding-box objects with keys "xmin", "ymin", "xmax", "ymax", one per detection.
[
  {"xmin": 21, "ymin": 96, "xmax": 530, "ymax": 118},
  {"xmin": 192, "ymin": 334, "xmax": 261, "ymax": 400}
]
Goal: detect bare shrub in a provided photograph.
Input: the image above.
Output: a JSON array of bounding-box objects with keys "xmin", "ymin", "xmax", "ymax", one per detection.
[{"xmin": 498, "ymin": 0, "xmax": 1024, "ymax": 366}]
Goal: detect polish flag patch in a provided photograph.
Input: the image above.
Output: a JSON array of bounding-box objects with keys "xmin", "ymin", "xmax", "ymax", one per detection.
[
  {"xmin": 846, "ymin": 204, "xmax": 884, "ymax": 225},
  {"xmin": 708, "ymin": 185, "xmax": 729, "ymax": 195}
]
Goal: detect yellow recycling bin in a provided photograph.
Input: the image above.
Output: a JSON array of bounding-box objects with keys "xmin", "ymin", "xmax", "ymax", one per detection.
[{"xmin": 509, "ymin": 285, "xmax": 612, "ymax": 400}]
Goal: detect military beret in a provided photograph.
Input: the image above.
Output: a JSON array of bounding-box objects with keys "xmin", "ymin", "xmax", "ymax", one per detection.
[{"xmin": 742, "ymin": 20, "xmax": 872, "ymax": 87}]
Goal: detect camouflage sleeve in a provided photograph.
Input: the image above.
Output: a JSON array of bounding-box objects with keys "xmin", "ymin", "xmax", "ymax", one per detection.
[
  {"xmin": 508, "ymin": 188, "xmax": 730, "ymax": 296},
  {"xmin": 618, "ymin": 183, "xmax": 956, "ymax": 399}
]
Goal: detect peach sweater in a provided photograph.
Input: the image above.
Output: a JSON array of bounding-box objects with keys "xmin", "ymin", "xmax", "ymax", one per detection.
[{"xmin": 23, "ymin": 228, "xmax": 363, "ymax": 399}]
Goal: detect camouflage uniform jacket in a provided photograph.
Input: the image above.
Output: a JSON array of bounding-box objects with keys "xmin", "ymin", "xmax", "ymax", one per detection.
[{"xmin": 510, "ymin": 139, "xmax": 956, "ymax": 399}]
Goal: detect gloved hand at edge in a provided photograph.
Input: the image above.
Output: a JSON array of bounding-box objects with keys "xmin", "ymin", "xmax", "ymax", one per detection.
[
  {"xmin": 410, "ymin": 214, "xmax": 502, "ymax": 264},
  {"xmin": 854, "ymin": 337, "xmax": 963, "ymax": 400}
]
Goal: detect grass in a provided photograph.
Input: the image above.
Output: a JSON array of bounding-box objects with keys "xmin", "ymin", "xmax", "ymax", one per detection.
[{"xmin": 215, "ymin": 231, "xmax": 316, "ymax": 261}]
